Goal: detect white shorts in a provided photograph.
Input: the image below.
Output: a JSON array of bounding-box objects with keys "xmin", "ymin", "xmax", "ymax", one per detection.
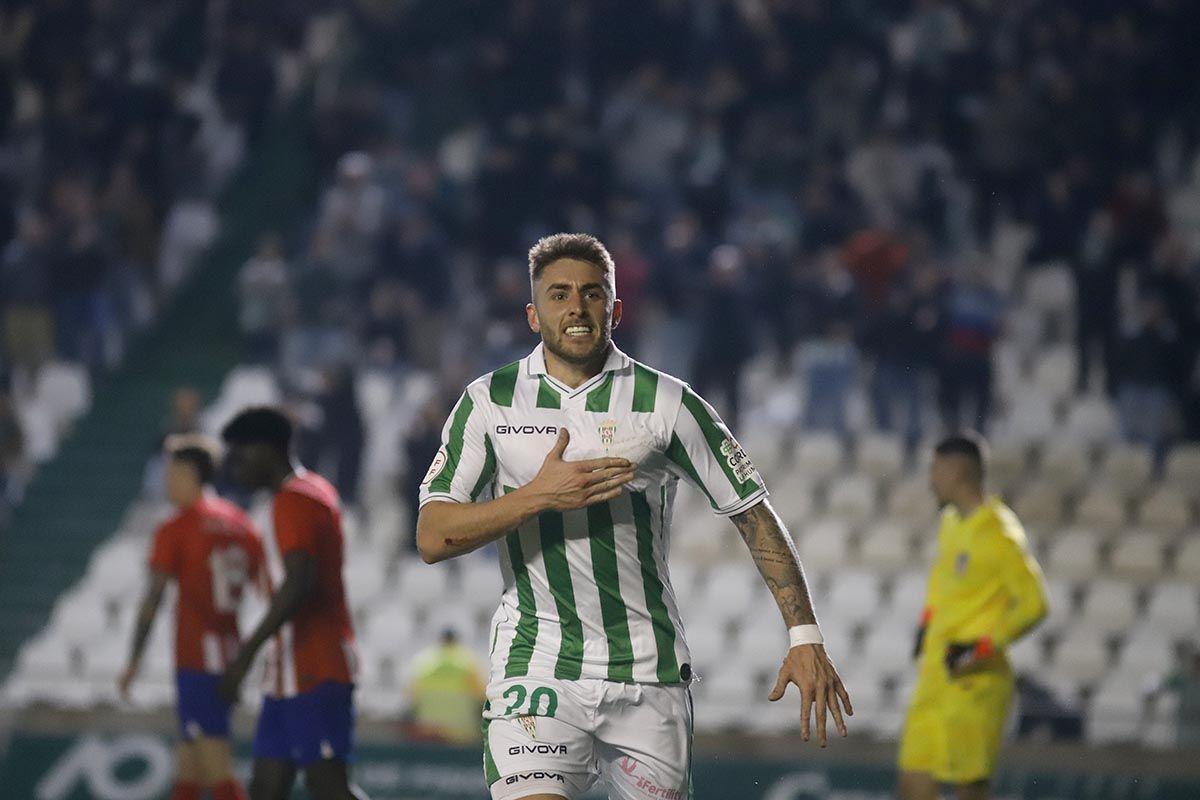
[{"xmin": 483, "ymin": 676, "xmax": 693, "ymax": 800}]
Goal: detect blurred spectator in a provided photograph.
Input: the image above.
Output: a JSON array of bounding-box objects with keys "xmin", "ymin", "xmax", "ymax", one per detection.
[
  {"xmin": 861, "ymin": 282, "xmax": 937, "ymax": 447},
  {"xmin": 938, "ymin": 264, "xmax": 1002, "ymax": 434},
  {"xmin": 308, "ymin": 366, "xmax": 364, "ymax": 507},
  {"xmin": 311, "ymin": 151, "xmax": 386, "ymax": 291},
  {"xmin": 1, "ymin": 210, "xmax": 54, "ymax": 386},
  {"xmin": 142, "ymin": 386, "xmax": 204, "ymax": 500},
  {"xmin": 799, "ymin": 320, "xmax": 859, "ymax": 436},
  {"xmin": 404, "ymin": 629, "xmax": 487, "ymax": 745},
  {"xmin": 691, "ymin": 245, "xmax": 754, "ymax": 429},
  {"xmin": 1115, "ymin": 292, "xmax": 1182, "ymax": 458},
  {"xmin": 238, "ymin": 232, "xmax": 293, "ymax": 363}
]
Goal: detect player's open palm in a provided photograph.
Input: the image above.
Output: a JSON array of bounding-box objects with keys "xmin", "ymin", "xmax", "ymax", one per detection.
[
  {"xmin": 528, "ymin": 429, "xmax": 637, "ymax": 511},
  {"xmin": 770, "ymin": 643, "xmax": 853, "ymax": 747}
]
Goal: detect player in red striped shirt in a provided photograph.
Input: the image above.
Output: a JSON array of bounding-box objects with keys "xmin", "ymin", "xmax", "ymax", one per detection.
[
  {"xmin": 120, "ymin": 434, "xmax": 263, "ymax": 800},
  {"xmin": 217, "ymin": 407, "xmax": 364, "ymax": 800}
]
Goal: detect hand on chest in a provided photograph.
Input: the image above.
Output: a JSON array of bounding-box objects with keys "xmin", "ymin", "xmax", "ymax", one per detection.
[{"xmin": 492, "ymin": 405, "xmax": 668, "ymax": 488}]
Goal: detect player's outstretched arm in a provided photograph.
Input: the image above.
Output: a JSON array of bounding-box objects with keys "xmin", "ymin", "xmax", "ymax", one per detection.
[
  {"xmin": 416, "ymin": 428, "xmax": 636, "ymax": 563},
  {"xmin": 218, "ymin": 550, "xmax": 315, "ymax": 704},
  {"xmin": 118, "ymin": 569, "xmax": 169, "ymax": 699},
  {"xmin": 731, "ymin": 499, "xmax": 853, "ymax": 747}
]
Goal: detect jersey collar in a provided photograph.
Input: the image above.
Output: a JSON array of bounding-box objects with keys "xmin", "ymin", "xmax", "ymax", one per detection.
[{"xmin": 524, "ymin": 341, "xmax": 631, "ymax": 397}]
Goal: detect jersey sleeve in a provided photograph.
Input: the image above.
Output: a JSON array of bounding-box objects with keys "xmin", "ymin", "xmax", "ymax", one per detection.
[
  {"xmin": 988, "ymin": 524, "xmax": 1049, "ymax": 648},
  {"xmin": 664, "ymin": 385, "xmax": 767, "ymax": 517},
  {"xmin": 147, "ymin": 522, "xmax": 178, "ymax": 576},
  {"xmin": 274, "ymin": 491, "xmax": 323, "ymax": 557},
  {"xmin": 419, "ymin": 385, "xmax": 496, "ymax": 507}
]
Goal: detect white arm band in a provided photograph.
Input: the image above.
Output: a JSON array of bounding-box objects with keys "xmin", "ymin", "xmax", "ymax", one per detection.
[{"xmin": 788, "ymin": 624, "xmax": 824, "ymax": 648}]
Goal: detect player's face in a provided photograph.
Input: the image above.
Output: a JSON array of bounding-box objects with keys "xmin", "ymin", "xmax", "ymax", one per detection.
[
  {"xmin": 164, "ymin": 459, "xmax": 200, "ymax": 507},
  {"xmin": 929, "ymin": 453, "xmax": 956, "ymax": 506},
  {"xmin": 225, "ymin": 442, "xmax": 273, "ymax": 490},
  {"xmin": 527, "ymin": 258, "xmax": 622, "ymax": 366}
]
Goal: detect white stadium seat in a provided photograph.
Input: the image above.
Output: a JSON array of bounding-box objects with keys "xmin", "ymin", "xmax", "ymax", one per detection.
[
  {"xmin": 35, "ymin": 361, "xmax": 92, "ymax": 428},
  {"xmin": 1137, "ymin": 488, "xmax": 1192, "ymax": 532},
  {"xmin": 767, "ymin": 471, "xmax": 815, "ymax": 525},
  {"xmin": 795, "ymin": 518, "xmax": 852, "ymax": 572},
  {"xmin": 999, "ymin": 391, "xmax": 1056, "ymax": 444},
  {"xmin": 1114, "ymin": 630, "xmax": 1174, "ymax": 677},
  {"xmin": 1144, "ymin": 582, "xmax": 1200, "ymax": 637},
  {"xmin": 1013, "ymin": 484, "xmax": 1066, "ymax": 529},
  {"xmin": 1023, "ymin": 263, "xmax": 1076, "ymax": 316},
  {"xmin": 1064, "ymin": 396, "xmax": 1119, "ymax": 444},
  {"xmin": 1175, "ymin": 537, "xmax": 1200, "ymax": 581},
  {"xmin": 826, "ymin": 569, "xmax": 883, "ymax": 626},
  {"xmin": 1042, "ymin": 577, "xmax": 1077, "ymax": 634},
  {"xmin": 1098, "ymin": 444, "xmax": 1154, "ymax": 496},
  {"xmin": 1107, "ymin": 531, "xmax": 1165, "ymax": 581},
  {"xmin": 1039, "ymin": 440, "xmax": 1089, "ymax": 492},
  {"xmin": 1046, "ymin": 528, "xmax": 1104, "ymax": 581},
  {"xmin": 1164, "ymin": 444, "xmax": 1200, "ymax": 492},
  {"xmin": 1087, "ymin": 677, "xmax": 1145, "ymax": 743},
  {"xmin": 858, "ymin": 521, "xmax": 915, "ymax": 572},
  {"xmin": 795, "ymin": 434, "xmax": 845, "ymax": 480},
  {"xmin": 1075, "ymin": 486, "xmax": 1127, "ymax": 532},
  {"xmin": 1031, "ymin": 346, "xmax": 1079, "ymax": 404},
  {"xmin": 886, "ymin": 477, "xmax": 938, "ymax": 526},
  {"xmin": 1051, "ymin": 629, "xmax": 1109, "ymax": 685},
  {"xmin": 988, "ymin": 439, "xmax": 1031, "ymax": 492},
  {"xmin": 826, "ymin": 475, "xmax": 877, "ymax": 522},
  {"xmin": 855, "ymin": 433, "xmax": 905, "ymax": 482},
  {"xmin": 1076, "ymin": 579, "xmax": 1138, "ymax": 635}
]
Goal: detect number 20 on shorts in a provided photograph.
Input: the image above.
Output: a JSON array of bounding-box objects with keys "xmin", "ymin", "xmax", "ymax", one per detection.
[{"xmin": 502, "ymin": 684, "xmax": 558, "ymax": 717}]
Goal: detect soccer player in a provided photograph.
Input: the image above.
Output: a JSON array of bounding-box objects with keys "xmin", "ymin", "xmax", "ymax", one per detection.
[
  {"xmin": 119, "ymin": 434, "xmax": 261, "ymax": 800},
  {"xmin": 416, "ymin": 233, "xmax": 852, "ymax": 800},
  {"xmin": 216, "ymin": 408, "xmax": 363, "ymax": 800},
  {"xmin": 898, "ymin": 434, "xmax": 1049, "ymax": 800}
]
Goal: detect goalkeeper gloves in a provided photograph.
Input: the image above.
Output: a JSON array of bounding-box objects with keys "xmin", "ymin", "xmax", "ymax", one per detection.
[
  {"xmin": 944, "ymin": 637, "xmax": 995, "ymax": 674},
  {"xmin": 912, "ymin": 607, "xmax": 932, "ymax": 661}
]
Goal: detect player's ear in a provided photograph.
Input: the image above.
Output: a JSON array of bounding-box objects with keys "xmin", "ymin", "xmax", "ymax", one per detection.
[
  {"xmin": 526, "ymin": 302, "xmax": 540, "ymax": 333},
  {"xmin": 610, "ymin": 297, "xmax": 622, "ymax": 330}
]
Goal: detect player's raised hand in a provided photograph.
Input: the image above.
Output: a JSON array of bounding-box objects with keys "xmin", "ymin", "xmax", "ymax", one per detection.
[
  {"xmin": 770, "ymin": 643, "xmax": 853, "ymax": 747},
  {"xmin": 527, "ymin": 428, "xmax": 637, "ymax": 511}
]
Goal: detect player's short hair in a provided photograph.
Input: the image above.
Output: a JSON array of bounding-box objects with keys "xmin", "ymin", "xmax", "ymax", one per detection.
[
  {"xmin": 220, "ymin": 406, "xmax": 293, "ymax": 454},
  {"xmin": 934, "ymin": 432, "xmax": 987, "ymax": 482},
  {"xmin": 528, "ymin": 233, "xmax": 616, "ymax": 294},
  {"xmin": 165, "ymin": 433, "xmax": 222, "ymax": 485}
]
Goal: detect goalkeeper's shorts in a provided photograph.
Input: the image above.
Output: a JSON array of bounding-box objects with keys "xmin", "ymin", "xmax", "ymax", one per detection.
[{"xmin": 898, "ymin": 666, "xmax": 1014, "ymax": 784}]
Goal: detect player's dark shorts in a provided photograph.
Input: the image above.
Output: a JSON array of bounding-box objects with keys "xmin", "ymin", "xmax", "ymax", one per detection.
[
  {"xmin": 176, "ymin": 670, "xmax": 232, "ymax": 741},
  {"xmin": 253, "ymin": 681, "xmax": 355, "ymax": 766}
]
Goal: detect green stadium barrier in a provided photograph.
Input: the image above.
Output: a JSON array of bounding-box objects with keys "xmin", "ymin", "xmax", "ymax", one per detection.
[{"xmin": 1, "ymin": 732, "xmax": 1196, "ymax": 800}]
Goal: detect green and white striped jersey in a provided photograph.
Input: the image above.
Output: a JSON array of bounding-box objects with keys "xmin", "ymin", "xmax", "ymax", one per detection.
[{"xmin": 419, "ymin": 343, "xmax": 767, "ymax": 685}]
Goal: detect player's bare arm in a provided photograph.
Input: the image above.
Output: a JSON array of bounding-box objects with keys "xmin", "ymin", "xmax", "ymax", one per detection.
[
  {"xmin": 118, "ymin": 569, "xmax": 170, "ymax": 698},
  {"xmin": 417, "ymin": 428, "xmax": 636, "ymax": 563},
  {"xmin": 731, "ymin": 499, "xmax": 853, "ymax": 747},
  {"xmin": 218, "ymin": 549, "xmax": 316, "ymax": 704}
]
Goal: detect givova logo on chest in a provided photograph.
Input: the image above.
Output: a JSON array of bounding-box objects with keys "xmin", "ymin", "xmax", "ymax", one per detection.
[{"xmin": 496, "ymin": 425, "xmax": 559, "ymax": 435}]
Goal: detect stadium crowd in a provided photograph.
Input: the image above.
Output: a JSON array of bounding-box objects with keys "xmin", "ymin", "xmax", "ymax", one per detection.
[
  {"xmin": 223, "ymin": 0, "xmax": 1200, "ymax": 518},
  {"xmin": 0, "ymin": 1, "xmax": 325, "ymax": 522}
]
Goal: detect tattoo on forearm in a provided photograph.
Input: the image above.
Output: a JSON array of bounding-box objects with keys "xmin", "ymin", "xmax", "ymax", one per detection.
[{"xmin": 732, "ymin": 501, "xmax": 817, "ymax": 627}]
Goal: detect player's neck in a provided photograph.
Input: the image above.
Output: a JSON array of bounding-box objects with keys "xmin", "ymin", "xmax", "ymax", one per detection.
[
  {"xmin": 952, "ymin": 487, "xmax": 986, "ymax": 519},
  {"xmin": 267, "ymin": 461, "xmax": 299, "ymax": 493},
  {"xmin": 543, "ymin": 342, "xmax": 610, "ymax": 389}
]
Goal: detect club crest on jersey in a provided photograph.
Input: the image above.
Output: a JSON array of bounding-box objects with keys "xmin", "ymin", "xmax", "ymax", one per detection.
[
  {"xmin": 598, "ymin": 419, "xmax": 617, "ymax": 448},
  {"xmin": 955, "ymin": 551, "xmax": 970, "ymax": 575},
  {"xmin": 422, "ymin": 448, "xmax": 447, "ymax": 484},
  {"xmin": 719, "ymin": 437, "xmax": 755, "ymax": 483},
  {"xmin": 517, "ymin": 715, "xmax": 538, "ymax": 740}
]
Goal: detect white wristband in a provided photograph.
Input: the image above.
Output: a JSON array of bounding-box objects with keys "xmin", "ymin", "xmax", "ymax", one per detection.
[{"xmin": 788, "ymin": 624, "xmax": 823, "ymax": 648}]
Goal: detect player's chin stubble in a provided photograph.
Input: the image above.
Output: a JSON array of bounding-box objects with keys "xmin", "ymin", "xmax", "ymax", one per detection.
[{"xmin": 542, "ymin": 326, "xmax": 610, "ymax": 367}]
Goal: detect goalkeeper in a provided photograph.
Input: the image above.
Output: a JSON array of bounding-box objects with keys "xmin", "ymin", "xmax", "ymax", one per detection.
[{"xmin": 898, "ymin": 433, "xmax": 1049, "ymax": 800}]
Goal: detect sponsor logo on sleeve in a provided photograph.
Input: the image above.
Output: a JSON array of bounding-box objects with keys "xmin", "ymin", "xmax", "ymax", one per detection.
[
  {"xmin": 719, "ymin": 438, "xmax": 756, "ymax": 483},
  {"xmin": 421, "ymin": 448, "xmax": 447, "ymax": 485}
]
